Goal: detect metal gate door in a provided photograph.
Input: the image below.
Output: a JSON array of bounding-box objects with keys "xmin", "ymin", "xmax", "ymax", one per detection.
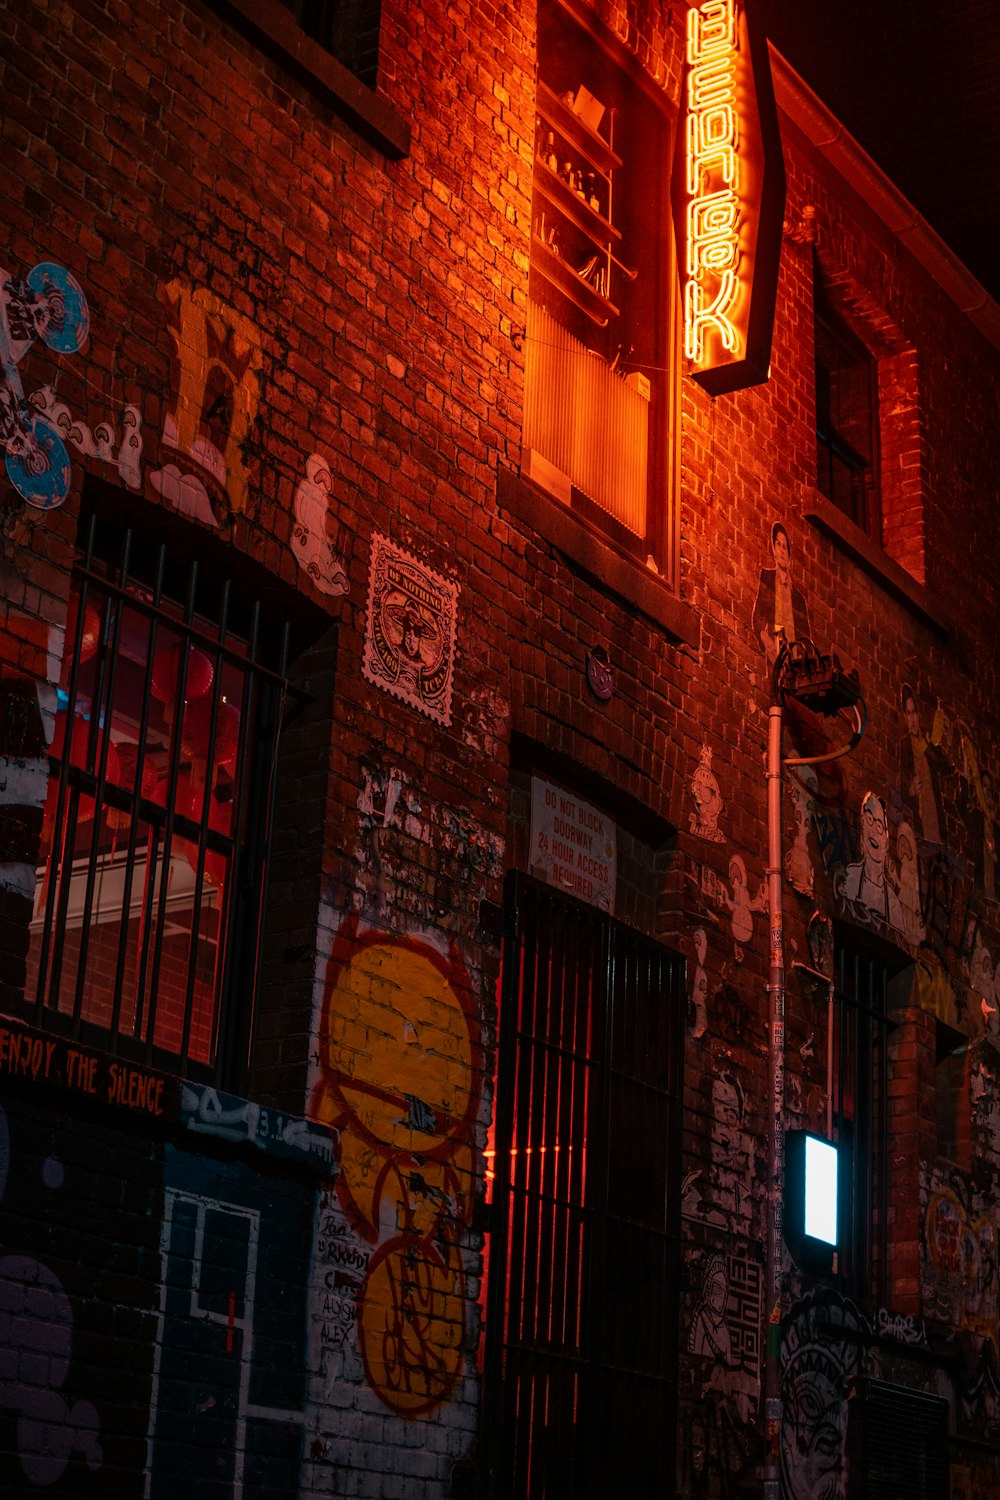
[{"xmin": 482, "ymin": 871, "xmax": 684, "ymax": 1498}]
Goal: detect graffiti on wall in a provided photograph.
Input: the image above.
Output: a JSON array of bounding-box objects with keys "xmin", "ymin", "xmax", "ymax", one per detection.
[
  {"xmin": 307, "ymin": 915, "xmax": 480, "ymax": 1416},
  {"xmin": 922, "ymin": 1170, "xmax": 999, "ymax": 1348},
  {"xmin": 146, "ymin": 1145, "xmax": 316, "ymax": 1499},
  {"xmin": 684, "ymin": 1245, "xmax": 762, "ymax": 1496},
  {"xmin": 0, "ymin": 261, "xmax": 89, "ymax": 510},
  {"xmin": 689, "ymin": 742, "xmax": 725, "ymax": 841},
  {"xmin": 683, "ymin": 1067, "xmax": 756, "ymax": 1229},
  {"xmin": 0, "ymin": 1105, "xmax": 102, "ymax": 1485},
  {"xmin": 780, "ymin": 1288, "xmax": 863, "ymax": 1500},
  {"xmin": 152, "ymin": 280, "xmax": 264, "ymax": 524},
  {"xmin": 292, "ymin": 454, "xmax": 349, "ymax": 598},
  {"xmin": 29, "ymin": 383, "xmax": 141, "ymax": 492}
]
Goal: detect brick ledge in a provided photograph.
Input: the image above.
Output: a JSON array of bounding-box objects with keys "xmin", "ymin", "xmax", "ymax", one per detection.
[
  {"xmin": 497, "ymin": 467, "xmax": 700, "ymax": 648},
  {"xmin": 210, "ymin": 0, "xmax": 410, "ymax": 159},
  {"xmin": 802, "ymin": 488, "xmax": 950, "ymax": 638}
]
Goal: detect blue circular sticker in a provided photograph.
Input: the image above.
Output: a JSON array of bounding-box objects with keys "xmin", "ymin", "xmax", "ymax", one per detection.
[
  {"xmin": 26, "ymin": 262, "xmax": 90, "ymax": 355},
  {"xmin": 5, "ymin": 416, "xmax": 72, "ymax": 509}
]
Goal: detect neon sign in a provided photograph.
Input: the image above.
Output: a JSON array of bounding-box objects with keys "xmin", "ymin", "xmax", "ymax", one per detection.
[{"xmin": 673, "ymin": 0, "xmax": 785, "ymax": 395}]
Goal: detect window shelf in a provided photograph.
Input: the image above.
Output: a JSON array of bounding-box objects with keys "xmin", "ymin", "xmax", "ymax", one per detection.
[{"xmin": 531, "ymin": 237, "xmax": 620, "ymax": 327}]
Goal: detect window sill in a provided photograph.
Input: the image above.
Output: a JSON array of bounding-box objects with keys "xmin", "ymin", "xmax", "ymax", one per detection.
[
  {"xmin": 802, "ymin": 488, "xmax": 950, "ymax": 638},
  {"xmin": 211, "ymin": 0, "xmax": 410, "ymax": 159},
  {"xmin": 497, "ymin": 467, "xmax": 699, "ymax": 647}
]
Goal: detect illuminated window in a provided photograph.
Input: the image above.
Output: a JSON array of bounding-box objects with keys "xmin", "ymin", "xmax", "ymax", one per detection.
[
  {"xmin": 523, "ymin": 0, "xmax": 678, "ymax": 581},
  {"xmin": 23, "ymin": 514, "xmax": 293, "ymax": 1088},
  {"xmin": 277, "ymin": 0, "xmax": 382, "ymax": 86},
  {"xmin": 815, "ymin": 272, "xmax": 880, "ymax": 534},
  {"xmin": 481, "ymin": 872, "xmax": 684, "ymax": 1494}
]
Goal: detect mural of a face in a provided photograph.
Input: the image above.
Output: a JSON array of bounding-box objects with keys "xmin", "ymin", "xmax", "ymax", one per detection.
[
  {"xmin": 780, "ymin": 1292, "xmax": 861, "ymax": 1500},
  {"xmin": 904, "ymin": 694, "xmax": 921, "ymax": 739},
  {"xmin": 860, "ymin": 792, "xmax": 888, "ymax": 868},
  {"xmin": 772, "ymin": 525, "xmax": 791, "ymax": 582}
]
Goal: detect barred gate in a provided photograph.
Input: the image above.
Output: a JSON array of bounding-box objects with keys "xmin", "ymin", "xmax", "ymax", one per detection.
[{"xmin": 482, "ymin": 871, "xmax": 684, "ymax": 1498}]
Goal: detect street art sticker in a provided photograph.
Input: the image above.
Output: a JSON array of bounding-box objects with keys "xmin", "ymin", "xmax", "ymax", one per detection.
[
  {"xmin": 292, "ymin": 453, "xmax": 350, "ymax": 598},
  {"xmin": 689, "ymin": 742, "xmax": 725, "ymax": 841},
  {"xmin": 0, "ymin": 1106, "xmax": 102, "ymax": 1485},
  {"xmin": 0, "ymin": 262, "xmax": 89, "ymax": 509},
  {"xmin": 690, "ymin": 926, "xmax": 709, "ymax": 1039},
  {"xmin": 751, "ymin": 521, "xmax": 811, "ymax": 664},
  {"xmin": 308, "ymin": 916, "xmax": 480, "ymax": 1415},
  {"xmin": 780, "ymin": 1288, "xmax": 863, "ymax": 1500},
  {"xmin": 361, "ymin": 533, "xmax": 459, "ymax": 727},
  {"xmin": 152, "ymin": 279, "xmax": 263, "ymax": 525}
]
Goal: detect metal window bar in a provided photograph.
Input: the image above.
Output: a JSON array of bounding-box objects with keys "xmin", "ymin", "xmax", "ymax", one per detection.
[
  {"xmin": 30, "ymin": 519, "xmax": 290, "ymax": 1088},
  {"xmin": 483, "ymin": 871, "xmax": 683, "ymax": 1498},
  {"xmin": 834, "ymin": 948, "xmax": 891, "ymax": 1303}
]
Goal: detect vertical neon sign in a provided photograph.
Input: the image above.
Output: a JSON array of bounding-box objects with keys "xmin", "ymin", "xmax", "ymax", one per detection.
[{"xmin": 674, "ymin": 0, "xmax": 785, "ymax": 395}]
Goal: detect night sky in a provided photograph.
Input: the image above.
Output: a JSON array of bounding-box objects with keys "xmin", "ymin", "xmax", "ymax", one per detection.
[{"xmin": 756, "ymin": 0, "xmax": 1000, "ymax": 304}]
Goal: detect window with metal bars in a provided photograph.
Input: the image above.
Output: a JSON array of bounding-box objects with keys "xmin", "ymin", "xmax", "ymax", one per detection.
[
  {"xmin": 481, "ymin": 871, "xmax": 684, "ymax": 1498},
  {"xmin": 277, "ymin": 0, "xmax": 382, "ymax": 87},
  {"xmin": 832, "ymin": 944, "xmax": 896, "ymax": 1301},
  {"xmin": 23, "ymin": 515, "xmax": 292, "ymax": 1088}
]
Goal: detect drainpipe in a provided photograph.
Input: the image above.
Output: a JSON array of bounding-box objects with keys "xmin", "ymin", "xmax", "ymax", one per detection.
[
  {"xmin": 762, "ymin": 673, "xmax": 785, "ymax": 1500},
  {"xmin": 761, "ymin": 641, "xmax": 867, "ymax": 1498}
]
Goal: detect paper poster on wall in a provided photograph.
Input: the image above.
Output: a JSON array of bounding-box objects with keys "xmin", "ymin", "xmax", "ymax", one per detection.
[{"xmin": 529, "ymin": 778, "xmax": 616, "ymax": 913}]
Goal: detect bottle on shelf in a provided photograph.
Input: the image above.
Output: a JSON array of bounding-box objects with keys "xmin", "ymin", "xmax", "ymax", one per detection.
[
  {"xmin": 588, "ymin": 174, "xmax": 600, "ymax": 213},
  {"xmin": 546, "ymin": 132, "xmax": 558, "ymax": 172}
]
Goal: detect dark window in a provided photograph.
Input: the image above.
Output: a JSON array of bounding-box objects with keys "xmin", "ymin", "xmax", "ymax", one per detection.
[
  {"xmin": 278, "ymin": 0, "xmax": 382, "ymax": 87},
  {"xmin": 24, "ymin": 516, "xmax": 294, "ymax": 1088},
  {"xmin": 832, "ymin": 945, "xmax": 896, "ymax": 1300},
  {"xmin": 815, "ymin": 272, "xmax": 880, "ymax": 535},
  {"xmin": 524, "ymin": 0, "xmax": 678, "ymax": 581},
  {"xmin": 481, "ymin": 872, "xmax": 683, "ymax": 1497}
]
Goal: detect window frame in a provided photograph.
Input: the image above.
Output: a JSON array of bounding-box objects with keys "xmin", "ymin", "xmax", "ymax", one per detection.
[
  {"xmin": 523, "ymin": 0, "xmax": 680, "ymax": 587},
  {"xmin": 24, "ymin": 514, "xmax": 294, "ymax": 1092}
]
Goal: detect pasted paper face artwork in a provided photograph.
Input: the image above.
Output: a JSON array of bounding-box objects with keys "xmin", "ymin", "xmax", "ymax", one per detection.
[{"xmin": 362, "ymin": 534, "xmax": 458, "ymax": 727}]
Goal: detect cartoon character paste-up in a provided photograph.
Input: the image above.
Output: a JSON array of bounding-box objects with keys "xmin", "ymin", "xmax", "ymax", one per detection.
[
  {"xmin": 894, "ymin": 820, "xmax": 925, "ymax": 945},
  {"xmin": 690, "ymin": 927, "xmax": 709, "ymax": 1039},
  {"xmin": 843, "ymin": 791, "xmax": 903, "ymax": 932},
  {"xmin": 752, "ymin": 522, "xmax": 811, "ymax": 664},
  {"xmin": 724, "ymin": 855, "xmax": 766, "ymax": 948}
]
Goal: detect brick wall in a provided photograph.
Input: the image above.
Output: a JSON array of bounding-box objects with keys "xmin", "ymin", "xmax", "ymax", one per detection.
[{"xmin": 2, "ymin": 0, "xmax": 1000, "ymax": 1495}]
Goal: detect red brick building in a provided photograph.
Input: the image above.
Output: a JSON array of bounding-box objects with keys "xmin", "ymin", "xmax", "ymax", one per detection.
[{"xmin": 1, "ymin": 1, "xmax": 999, "ymax": 1497}]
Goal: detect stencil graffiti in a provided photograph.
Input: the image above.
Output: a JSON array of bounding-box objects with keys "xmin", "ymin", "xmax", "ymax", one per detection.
[
  {"xmin": 0, "ymin": 261, "xmax": 89, "ymax": 509},
  {"xmin": 308, "ymin": 916, "xmax": 479, "ymax": 1415},
  {"xmin": 0, "ymin": 1106, "xmax": 102, "ymax": 1485},
  {"xmin": 785, "ymin": 766, "xmax": 817, "ymax": 898}
]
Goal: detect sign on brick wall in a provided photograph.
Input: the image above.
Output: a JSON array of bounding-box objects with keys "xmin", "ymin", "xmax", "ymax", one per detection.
[{"xmin": 530, "ymin": 777, "xmax": 617, "ymax": 913}]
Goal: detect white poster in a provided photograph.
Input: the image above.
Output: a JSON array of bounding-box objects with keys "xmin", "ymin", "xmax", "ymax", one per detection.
[{"xmin": 529, "ymin": 778, "xmax": 616, "ymax": 913}]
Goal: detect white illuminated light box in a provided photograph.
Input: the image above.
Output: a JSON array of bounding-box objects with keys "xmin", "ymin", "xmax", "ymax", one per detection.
[
  {"xmin": 785, "ymin": 1128, "xmax": 842, "ymax": 1274},
  {"xmin": 803, "ymin": 1134, "xmax": 838, "ymax": 1246}
]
